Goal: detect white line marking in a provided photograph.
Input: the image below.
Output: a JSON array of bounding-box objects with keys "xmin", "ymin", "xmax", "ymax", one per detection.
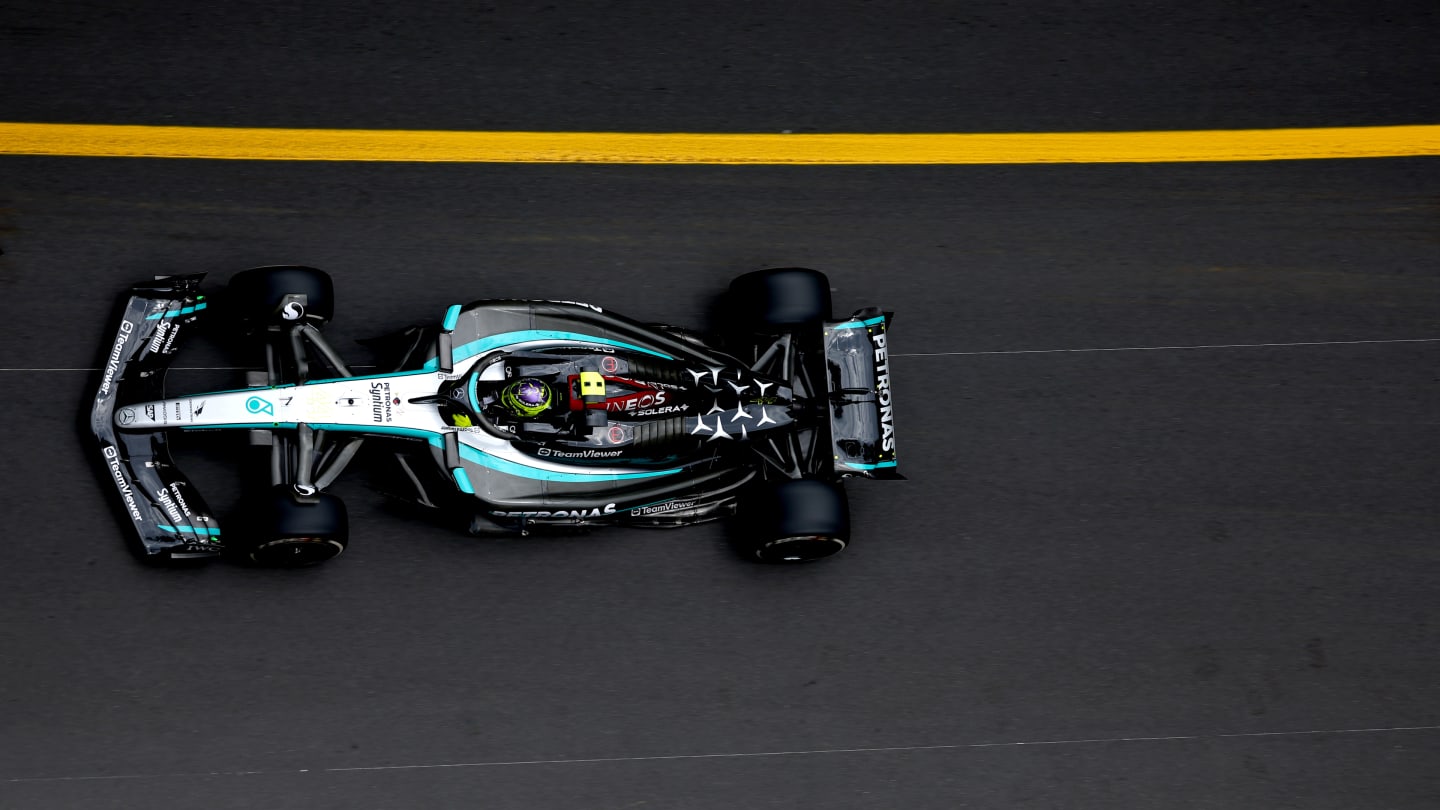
[
  {"xmin": 3, "ymin": 339, "xmax": 1435, "ymax": 373},
  {"xmin": 894, "ymin": 337, "xmax": 1440, "ymax": 358},
  {"xmin": 6, "ymin": 724, "xmax": 1439, "ymax": 783}
]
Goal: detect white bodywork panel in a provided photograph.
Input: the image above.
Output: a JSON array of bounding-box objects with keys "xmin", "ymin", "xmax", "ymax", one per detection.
[{"xmin": 113, "ymin": 348, "xmax": 666, "ymax": 479}]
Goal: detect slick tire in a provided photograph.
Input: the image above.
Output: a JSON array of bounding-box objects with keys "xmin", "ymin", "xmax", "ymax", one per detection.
[
  {"xmin": 741, "ymin": 479, "xmax": 850, "ymax": 563},
  {"xmin": 236, "ymin": 486, "xmax": 349, "ymax": 567},
  {"xmin": 228, "ymin": 266, "xmax": 334, "ymax": 330},
  {"xmin": 728, "ymin": 267, "xmax": 833, "ymax": 330}
]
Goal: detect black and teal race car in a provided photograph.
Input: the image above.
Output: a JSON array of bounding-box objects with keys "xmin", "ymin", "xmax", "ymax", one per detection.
[{"xmin": 88, "ymin": 266, "xmax": 899, "ymax": 567}]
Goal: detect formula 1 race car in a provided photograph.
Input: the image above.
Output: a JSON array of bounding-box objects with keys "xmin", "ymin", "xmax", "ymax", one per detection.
[{"xmin": 88, "ymin": 266, "xmax": 899, "ymax": 567}]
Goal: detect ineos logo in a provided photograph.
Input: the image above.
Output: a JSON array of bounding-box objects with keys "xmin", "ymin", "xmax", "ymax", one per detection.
[{"xmin": 281, "ymin": 302, "xmax": 306, "ymax": 321}]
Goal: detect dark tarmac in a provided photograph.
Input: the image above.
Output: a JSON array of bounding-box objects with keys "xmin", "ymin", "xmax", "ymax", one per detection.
[{"xmin": 2, "ymin": 2, "xmax": 1438, "ymax": 807}]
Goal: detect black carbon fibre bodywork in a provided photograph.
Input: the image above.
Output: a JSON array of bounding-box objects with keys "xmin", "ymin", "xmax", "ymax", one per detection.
[{"xmin": 88, "ymin": 275, "xmax": 224, "ymax": 562}]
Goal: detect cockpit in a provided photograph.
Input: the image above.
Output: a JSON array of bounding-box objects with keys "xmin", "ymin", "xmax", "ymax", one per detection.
[
  {"xmin": 417, "ymin": 348, "xmax": 789, "ymax": 463},
  {"xmin": 432, "ymin": 353, "xmax": 684, "ymax": 444}
]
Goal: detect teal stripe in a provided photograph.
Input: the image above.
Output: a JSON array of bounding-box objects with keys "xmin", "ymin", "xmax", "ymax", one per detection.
[
  {"xmin": 145, "ymin": 302, "xmax": 209, "ymax": 320},
  {"xmin": 843, "ymin": 460, "xmax": 898, "ymax": 470},
  {"xmin": 829, "ymin": 315, "xmax": 887, "ymax": 331},
  {"xmin": 423, "ymin": 329, "xmax": 673, "ymax": 371},
  {"xmin": 457, "ymin": 444, "xmax": 681, "ymax": 483},
  {"xmin": 451, "ymin": 467, "xmax": 475, "ymax": 493},
  {"xmin": 158, "ymin": 524, "xmax": 222, "ymax": 536},
  {"xmin": 443, "ymin": 304, "xmax": 462, "ymax": 331}
]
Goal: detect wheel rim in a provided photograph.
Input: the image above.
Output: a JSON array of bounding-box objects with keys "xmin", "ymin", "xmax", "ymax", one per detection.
[
  {"xmin": 250, "ymin": 537, "xmax": 344, "ymax": 566},
  {"xmin": 757, "ymin": 535, "xmax": 846, "ymax": 562}
]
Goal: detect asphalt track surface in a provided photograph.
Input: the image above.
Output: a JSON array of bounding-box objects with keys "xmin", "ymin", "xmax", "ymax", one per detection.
[{"xmin": 2, "ymin": 2, "xmax": 1439, "ymax": 808}]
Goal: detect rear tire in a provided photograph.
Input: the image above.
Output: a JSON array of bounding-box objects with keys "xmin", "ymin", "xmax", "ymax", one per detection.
[
  {"xmin": 228, "ymin": 266, "xmax": 334, "ymax": 330},
  {"xmin": 728, "ymin": 267, "xmax": 832, "ymax": 330},
  {"xmin": 235, "ymin": 486, "xmax": 348, "ymax": 567},
  {"xmin": 740, "ymin": 479, "xmax": 850, "ymax": 563}
]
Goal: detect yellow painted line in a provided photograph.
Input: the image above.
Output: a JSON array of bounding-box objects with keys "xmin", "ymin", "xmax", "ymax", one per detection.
[{"xmin": 2, "ymin": 122, "xmax": 1438, "ymax": 164}]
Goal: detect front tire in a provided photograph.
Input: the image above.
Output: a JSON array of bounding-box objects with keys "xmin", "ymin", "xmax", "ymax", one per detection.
[
  {"xmin": 234, "ymin": 486, "xmax": 349, "ymax": 567},
  {"xmin": 228, "ymin": 265, "xmax": 334, "ymax": 331},
  {"xmin": 740, "ymin": 479, "xmax": 850, "ymax": 563}
]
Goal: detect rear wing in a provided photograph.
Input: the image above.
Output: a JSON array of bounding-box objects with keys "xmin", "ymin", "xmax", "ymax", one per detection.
[
  {"xmin": 823, "ymin": 309, "xmax": 901, "ymax": 479},
  {"xmin": 88, "ymin": 275, "xmax": 224, "ymax": 562}
]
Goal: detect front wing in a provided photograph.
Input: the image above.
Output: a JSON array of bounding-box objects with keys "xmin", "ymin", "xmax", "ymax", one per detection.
[{"xmin": 88, "ymin": 275, "xmax": 224, "ymax": 561}]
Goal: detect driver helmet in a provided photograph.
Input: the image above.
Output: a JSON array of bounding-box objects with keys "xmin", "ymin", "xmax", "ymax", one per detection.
[{"xmin": 500, "ymin": 378, "xmax": 553, "ymax": 417}]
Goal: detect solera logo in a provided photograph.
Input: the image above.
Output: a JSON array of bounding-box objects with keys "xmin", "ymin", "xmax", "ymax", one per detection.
[{"xmin": 281, "ymin": 302, "xmax": 305, "ymax": 321}]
